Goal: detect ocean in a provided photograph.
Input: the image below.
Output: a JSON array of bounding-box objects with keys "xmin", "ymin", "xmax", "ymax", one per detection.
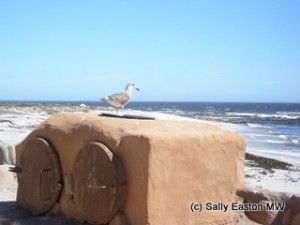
[
  {"xmin": 1, "ymin": 101, "xmax": 300, "ymax": 165},
  {"xmin": 124, "ymin": 101, "xmax": 300, "ymax": 165}
]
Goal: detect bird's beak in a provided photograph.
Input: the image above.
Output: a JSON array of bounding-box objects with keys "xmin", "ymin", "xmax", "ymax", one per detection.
[{"xmin": 136, "ymin": 87, "xmax": 140, "ymax": 91}]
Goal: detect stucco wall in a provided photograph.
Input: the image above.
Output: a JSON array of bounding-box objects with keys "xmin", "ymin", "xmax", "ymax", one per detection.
[{"xmin": 15, "ymin": 112, "xmax": 245, "ymax": 225}]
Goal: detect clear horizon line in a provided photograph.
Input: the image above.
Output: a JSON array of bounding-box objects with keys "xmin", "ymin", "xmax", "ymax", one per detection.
[{"xmin": 0, "ymin": 100, "xmax": 300, "ymax": 104}]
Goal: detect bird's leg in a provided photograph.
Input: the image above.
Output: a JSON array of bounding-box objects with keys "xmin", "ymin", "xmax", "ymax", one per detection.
[
  {"xmin": 122, "ymin": 106, "xmax": 124, "ymax": 114},
  {"xmin": 116, "ymin": 107, "xmax": 118, "ymax": 114}
]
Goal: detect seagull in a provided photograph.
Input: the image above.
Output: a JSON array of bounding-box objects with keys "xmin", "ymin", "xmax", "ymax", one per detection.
[{"xmin": 101, "ymin": 83, "xmax": 140, "ymax": 113}]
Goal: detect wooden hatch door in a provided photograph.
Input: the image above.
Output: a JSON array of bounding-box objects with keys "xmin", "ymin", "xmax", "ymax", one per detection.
[
  {"xmin": 73, "ymin": 142, "xmax": 126, "ymax": 224},
  {"xmin": 18, "ymin": 137, "xmax": 62, "ymax": 214}
]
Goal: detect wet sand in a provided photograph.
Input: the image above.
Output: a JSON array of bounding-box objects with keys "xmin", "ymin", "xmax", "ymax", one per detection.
[{"xmin": 245, "ymin": 152, "xmax": 292, "ymax": 171}]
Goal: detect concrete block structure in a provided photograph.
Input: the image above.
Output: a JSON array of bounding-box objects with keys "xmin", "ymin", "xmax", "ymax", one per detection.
[{"xmin": 15, "ymin": 113, "xmax": 245, "ymax": 225}]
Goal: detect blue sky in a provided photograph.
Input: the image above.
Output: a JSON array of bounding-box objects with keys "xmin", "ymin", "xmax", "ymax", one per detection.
[{"xmin": 1, "ymin": 0, "xmax": 299, "ymax": 102}]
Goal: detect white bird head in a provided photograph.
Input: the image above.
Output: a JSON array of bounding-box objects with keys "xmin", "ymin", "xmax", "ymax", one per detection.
[{"xmin": 126, "ymin": 83, "xmax": 140, "ymax": 91}]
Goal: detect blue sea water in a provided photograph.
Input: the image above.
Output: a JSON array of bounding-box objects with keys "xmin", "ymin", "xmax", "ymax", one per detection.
[{"xmin": 126, "ymin": 102, "xmax": 300, "ymax": 164}]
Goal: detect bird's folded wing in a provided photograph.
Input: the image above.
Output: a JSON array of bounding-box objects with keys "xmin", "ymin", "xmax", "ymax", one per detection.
[{"xmin": 108, "ymin": 93, "xmax": 130, "ymax": 104}]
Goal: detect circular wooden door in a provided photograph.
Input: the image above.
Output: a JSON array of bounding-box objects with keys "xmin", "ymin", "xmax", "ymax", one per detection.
[
  {"xmin": 18, "ymin": 137, "xmax": 62, "ymax": 214},
  {"xmin": 73, "ymin": 142, "xmax": 126, "ymax": 224}
]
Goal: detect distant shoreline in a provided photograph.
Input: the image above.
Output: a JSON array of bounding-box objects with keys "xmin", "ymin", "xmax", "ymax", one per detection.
[{"xmin": 1, "ymin": 100, "xmax": 300, "ymax": 104}]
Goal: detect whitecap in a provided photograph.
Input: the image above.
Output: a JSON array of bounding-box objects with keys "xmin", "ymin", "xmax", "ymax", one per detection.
[
  {"xmin": 257, "ymin": 113, "xmax": 300, "ymax": 120},
  {"xmin": 265, "ymin": 140, "xmax": 286, "ymax": 144},
  {"xmin": 278, "ymin": 134, "xmax": 289, "ymax": 139},
  {"xmin": 246, "ymin": 123, "xmax": 271, "ymax": 129},
  {"xmin": 244, "ymin": 133, "xmax": 274, "ymax": 138},
  {"xmin": 226, "ymin": 112, "xmax": 256, "ymax": 117}
]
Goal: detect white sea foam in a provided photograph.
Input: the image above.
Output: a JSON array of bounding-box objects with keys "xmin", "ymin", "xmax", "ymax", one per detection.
[
  {"xmin": 246, "ymin": 123, "xmax": 271, "ymax": 129},
  {"xmin": 226, "ymin": 111, "xmax": 300, "ymax": 120},
  {"xmin": 245, "ymin": 133, "xmax": 273, "ymax": 138},
  {"xmin": 279, "ymin": 134, "xmax": 289, "ymax": 139},
  {"xmin": 276, "ymin": 111, "xmax": 300, "ymax": 119},
  {"xmin": 265, "ymin": 139, "xmax": 286, "ymax": 144},
  {"xmin": 248, "ymin": 138, "xmax": 287, "ymax": 144},
  {"xmin": 226, "ymin": 112, "xmax": 256, "ymax": 117}
]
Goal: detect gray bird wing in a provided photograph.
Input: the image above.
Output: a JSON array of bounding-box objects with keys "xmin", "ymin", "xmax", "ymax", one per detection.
[{"xmin": 108, "ymin": 92, "xmax": 130, "ymax": 105}]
